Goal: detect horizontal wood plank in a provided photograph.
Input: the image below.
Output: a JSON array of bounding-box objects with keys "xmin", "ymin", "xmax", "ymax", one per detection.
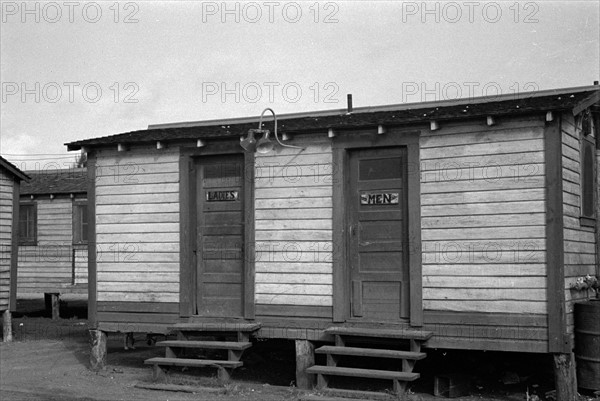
[{"xmin": 424, "ymin": 300, "xmax": 546, "ymax": 314}]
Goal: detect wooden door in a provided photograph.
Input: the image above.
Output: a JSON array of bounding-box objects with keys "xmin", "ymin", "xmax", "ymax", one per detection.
[
  {"xmin": 347, "ymin": 147, "xmax": 409, "ymax": 321},
  {"xmin": 196, "ymin": 155, "xmax": 244, "ymax": 317}
]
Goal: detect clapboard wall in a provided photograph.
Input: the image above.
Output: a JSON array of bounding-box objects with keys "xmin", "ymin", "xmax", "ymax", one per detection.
[
  {"xmin": 254, "ymin": 137, "xmax": 334, "ymax": 321},
  {"xmin": 87, "ymin": 113, "xmax": 596, "ymax": 353},
  {"xmin": 93, "ymin": 147, "xmax": 181, "ymax": 332},
  {"xmin": 17, "ymin": 197, "xmax": 82, "ymax": 293},
  {"xmin": 561, "ymin": 113, "xmax": 597, "ymax": 341},
  {"xmin": 0, "ymin": 168, "xmax": 14, "ymax": 311},
  {"xmin": 419, "ymin": 116, "xmax": 549, "ymax": 351}
]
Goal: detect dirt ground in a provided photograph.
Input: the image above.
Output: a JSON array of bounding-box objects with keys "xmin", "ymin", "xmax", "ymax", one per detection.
[{"xmin": 1, "ymin": 295, "xmax": 599, "ymax": 401}]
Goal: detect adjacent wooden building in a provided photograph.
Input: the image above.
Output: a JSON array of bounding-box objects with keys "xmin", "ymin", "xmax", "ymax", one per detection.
[
  {"xmin": 0, "ymin": 156, "xmax": 29, "ymax": 341},
  {"xmin": 67, "ymin": 85, "xmax": 599, "ymax": 395},
  {"xmin": 17, "ymin": 168, "xmax": 88, "ymax": 319}
]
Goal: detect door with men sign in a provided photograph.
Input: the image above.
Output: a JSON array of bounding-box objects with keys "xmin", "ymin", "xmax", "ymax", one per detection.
[{"xmin": 347, "ymin": 147, "xmax": 409, "ymax": 321}]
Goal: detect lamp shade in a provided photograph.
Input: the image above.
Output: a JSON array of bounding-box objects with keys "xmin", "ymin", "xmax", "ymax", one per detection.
[
  {"xmin": 241, "ymin": 129, "xmax": 257, "ymax": 152},
  {"xmin": 256, "ymin": 131, "xmax": 275, "ymax": 154}
]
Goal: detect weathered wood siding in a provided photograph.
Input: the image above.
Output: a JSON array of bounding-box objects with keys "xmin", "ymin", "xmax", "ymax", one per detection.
[
  {"xmin": 561, "ymin": 113, "xmax": 597, "ymax": 339},
  {"xmin": 94, "ymin": 148, "xmax": 180, "ymax": 329},
  {"xmin": 254, "ymin": 137, "xmax": 333, "ymax": 319},
  {"xmin": 74, "ymin": 247, "xmax": 88, "ymax": 284},
  {"xmin": 17, "ymin": 197, "xmax": 86, "ymax": 293},
  {"xmin": 0, "ymin": 168, "xmax": 14, "ymax": 311},
  {"xmin": 419, "ymin": 117, "xmax": 548, "ymax": 349}
]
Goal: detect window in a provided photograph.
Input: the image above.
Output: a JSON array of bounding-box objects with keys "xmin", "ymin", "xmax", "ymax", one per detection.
[
  {"xmin": 580, "ymin": 136, "xmax": 596, "ymax": 226},
  {"xmin": 73, "ymin": 202, "xmax": 88, "ymax": 244},
  {"xmin": 18, "ymin": 203, "xmax": 37, "ymax": 245}
]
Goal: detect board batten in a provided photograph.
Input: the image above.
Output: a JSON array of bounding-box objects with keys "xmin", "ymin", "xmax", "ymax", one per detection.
[
  {"xmin": 254, "ymin": 139, "xmax": 333, "ymax": 310},
  {"xmin": 421, "ymin": 118, "xmax": 548, "ymax": 316},
  {"xmin": 17, "ymin": 198, "xmax": 77, "ymax": 293},
  {"xmin": 0, "ymin": 169, "xmax": 14, "ymax": 311},
  {"xmin": 94, "ymin": 148, "xmax": 180, "ymax": 307},
  {"xmin": 561, "ymin": 113, "xmax": 597, "ymax": 339}
]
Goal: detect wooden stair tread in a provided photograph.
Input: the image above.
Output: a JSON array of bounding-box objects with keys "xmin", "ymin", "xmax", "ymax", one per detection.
[
  {"xmin": 144, "ymin": 357, "xmax": 242, "ymax": 368},
  {"xmin": 306, "ymin": 366, "xmax": 419, "ymax": 381},
  {"xmin": 156, "ymin": 340, "xmax": 252, "ymax": 350},
  {"xmin": 325, "ymin": 326, "xmax": 433, "ymax": 341},
  {"xmin": 317, "ymin": 388, "xmax": 397, "ymax": 400},
  {"xmin": 315, "ymin": 346, "xmax": 426, "ymax": 360},
  {"xmin": 169, "ymin": 322, "xmax": 261, "ymax": 332}
]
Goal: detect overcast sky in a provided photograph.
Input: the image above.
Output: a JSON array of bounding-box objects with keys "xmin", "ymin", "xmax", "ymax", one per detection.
[{"xmin": 1, "ymin": 0, "xmax": 598, "ymax": 170}]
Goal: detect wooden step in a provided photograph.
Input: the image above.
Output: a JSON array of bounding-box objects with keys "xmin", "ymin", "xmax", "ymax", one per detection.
[
  {"xmin": 315, "ymin": 346, "xmax": 426, "ymax": 360},
  {"xmin": 169, "ymin": 322, "xmax": 261, "ymax": 332},
  {"xmin": 144, "ymin": 357, "xmax": 242, "ymax": 368},
  {"xmin": 325, "ymin": 327, "xmax": 432, "ymax": 341},
  {"xmin": 315, "ymin": 388, "xmax": 397, "ymax": 400},
  {"xmin": 306, "ymin": 366, "xmax": 419, "ymax": 381},
  {"xmin": 156, "ymin": 340, "xmax": 252, "ymax": 350},
  {"xmin": 301, "ymin": 392, "xmax": 393, "ymax": 401}
]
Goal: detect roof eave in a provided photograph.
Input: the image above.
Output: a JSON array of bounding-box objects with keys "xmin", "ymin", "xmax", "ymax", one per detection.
[
  {"xmin": 65, "ymin": 85, "xmax": 600, "ymax": 150},
  {"xmin": 0, "ymin": 156, "xmax": 30, "ymax": 181}
]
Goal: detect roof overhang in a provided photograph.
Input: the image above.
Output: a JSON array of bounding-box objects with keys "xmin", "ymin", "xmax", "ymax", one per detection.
[
  {"xmin": 0, "ymin": 156, "xmax": 30, "ymax": 181},
  {"xmin": 66, "ymin": 84, "xmax": 600, "ymax": 151}
]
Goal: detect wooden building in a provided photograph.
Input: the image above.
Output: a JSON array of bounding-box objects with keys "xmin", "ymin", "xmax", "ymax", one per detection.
[
  {"xmin": 17, "ymin": 168, "xmax": 88, "ymax": 319},
  {"xmin": 67, "ymin": 85, "xmax": 599, "ymax": 396},
  {"xmin": 0, "ymin": 156, "xmax": 29, "ymax": 341}
]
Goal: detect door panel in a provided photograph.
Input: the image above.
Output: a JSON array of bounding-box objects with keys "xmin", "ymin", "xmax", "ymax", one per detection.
[
  {"xmin": 196, "ymin": 155, "xmax": 244, "ymax": 317},
  {"xmin": 348, "ymin": 147, "xmax": 409, "ymax": 321}
]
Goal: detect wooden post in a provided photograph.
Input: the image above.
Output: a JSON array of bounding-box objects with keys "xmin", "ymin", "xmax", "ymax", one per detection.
[
  {"xmin": 553, "ymin": 353, "xmax": 577, "ymax": 401},
  {"xmin": 45, "ymin": 293, "xmax": 60, "ymax": 320},
  {"xmin": 596, "ymin": 150, "xmax": 600, "ymax": 285},
  {"xmin": 217, "ymin": 367, "xmax": 231, "ymax": 384},
  {"xmin": 152, "ymin": 364, "xmax": 166, "ymax": 382},
  {"xmin": 295, "ymin": 340, "xmax": 315, "ymax": 389},
  {"xmin": 2, "ymin": 310, "xmax": 12, "ymax": 342},
  {"xmin": 89, "ymin": 329, "xmax": 107, "ymax": 371},
  {"xmin": 51, "ymin": 294, "xmax": 60, "ymax": 320}
]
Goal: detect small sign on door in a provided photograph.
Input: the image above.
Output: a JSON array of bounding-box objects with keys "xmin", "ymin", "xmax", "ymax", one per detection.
[
  {"xmin": 360, "ymin": 192, "xmax": 399, "ymax": 205},
  {"xmin": 206, "ymin": 190, "xmax": 239, "ymax": 202}
]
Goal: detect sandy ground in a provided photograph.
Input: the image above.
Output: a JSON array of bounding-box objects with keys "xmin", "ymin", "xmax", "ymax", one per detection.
[{"xmin": 1, "ymin": 295, "xmax": 599, "ymax": 401}]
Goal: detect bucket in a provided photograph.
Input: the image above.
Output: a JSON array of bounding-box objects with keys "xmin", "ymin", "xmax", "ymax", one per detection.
[{"xmin": 574, "ymin": 299, "xmax": 600, "ymax": 391}]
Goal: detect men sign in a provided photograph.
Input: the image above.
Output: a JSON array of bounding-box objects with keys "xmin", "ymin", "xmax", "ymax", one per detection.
[{"xmin": 360, "ymin": 192, "xmax": 399, "ymax": 205}]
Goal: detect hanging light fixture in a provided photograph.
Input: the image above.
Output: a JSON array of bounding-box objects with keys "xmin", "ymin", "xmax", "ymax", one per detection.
[
  {"xmin": 256, "ymin": 131, "xmax": 275, "ymax": 153},
  {"xmin": 240, "ymin": 108, "xmax": 304, "ymax": 153},
  {"xmin": 240, "ymin": 129, "xmax": 258, "ymax": 152}
]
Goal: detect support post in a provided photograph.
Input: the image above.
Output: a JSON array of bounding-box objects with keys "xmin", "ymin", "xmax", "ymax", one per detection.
[
  {"xmin": 89, "ymin": 329, "xmax": 107, "ymax": 371},
  {"xmin": 45, "ymin": 293, "xmax": 60, "ymax": 320},
  {"xmin": 295, "ymin": 340, "xmax": 315, "ymax": 390},
  {"xmin": 553, "ymin": 353, "xmax": 577, "ymax": 401},
  {"xmin": 217, "ymin": 367, "xmax": 231, "ymax": 384},
  {"xmin": 2, "ymin": 310, "xmax": 12, "ymax": 342},
  {"xmin": 152, "ymin": 365, "xmax": 166, "ymax": 382}
]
